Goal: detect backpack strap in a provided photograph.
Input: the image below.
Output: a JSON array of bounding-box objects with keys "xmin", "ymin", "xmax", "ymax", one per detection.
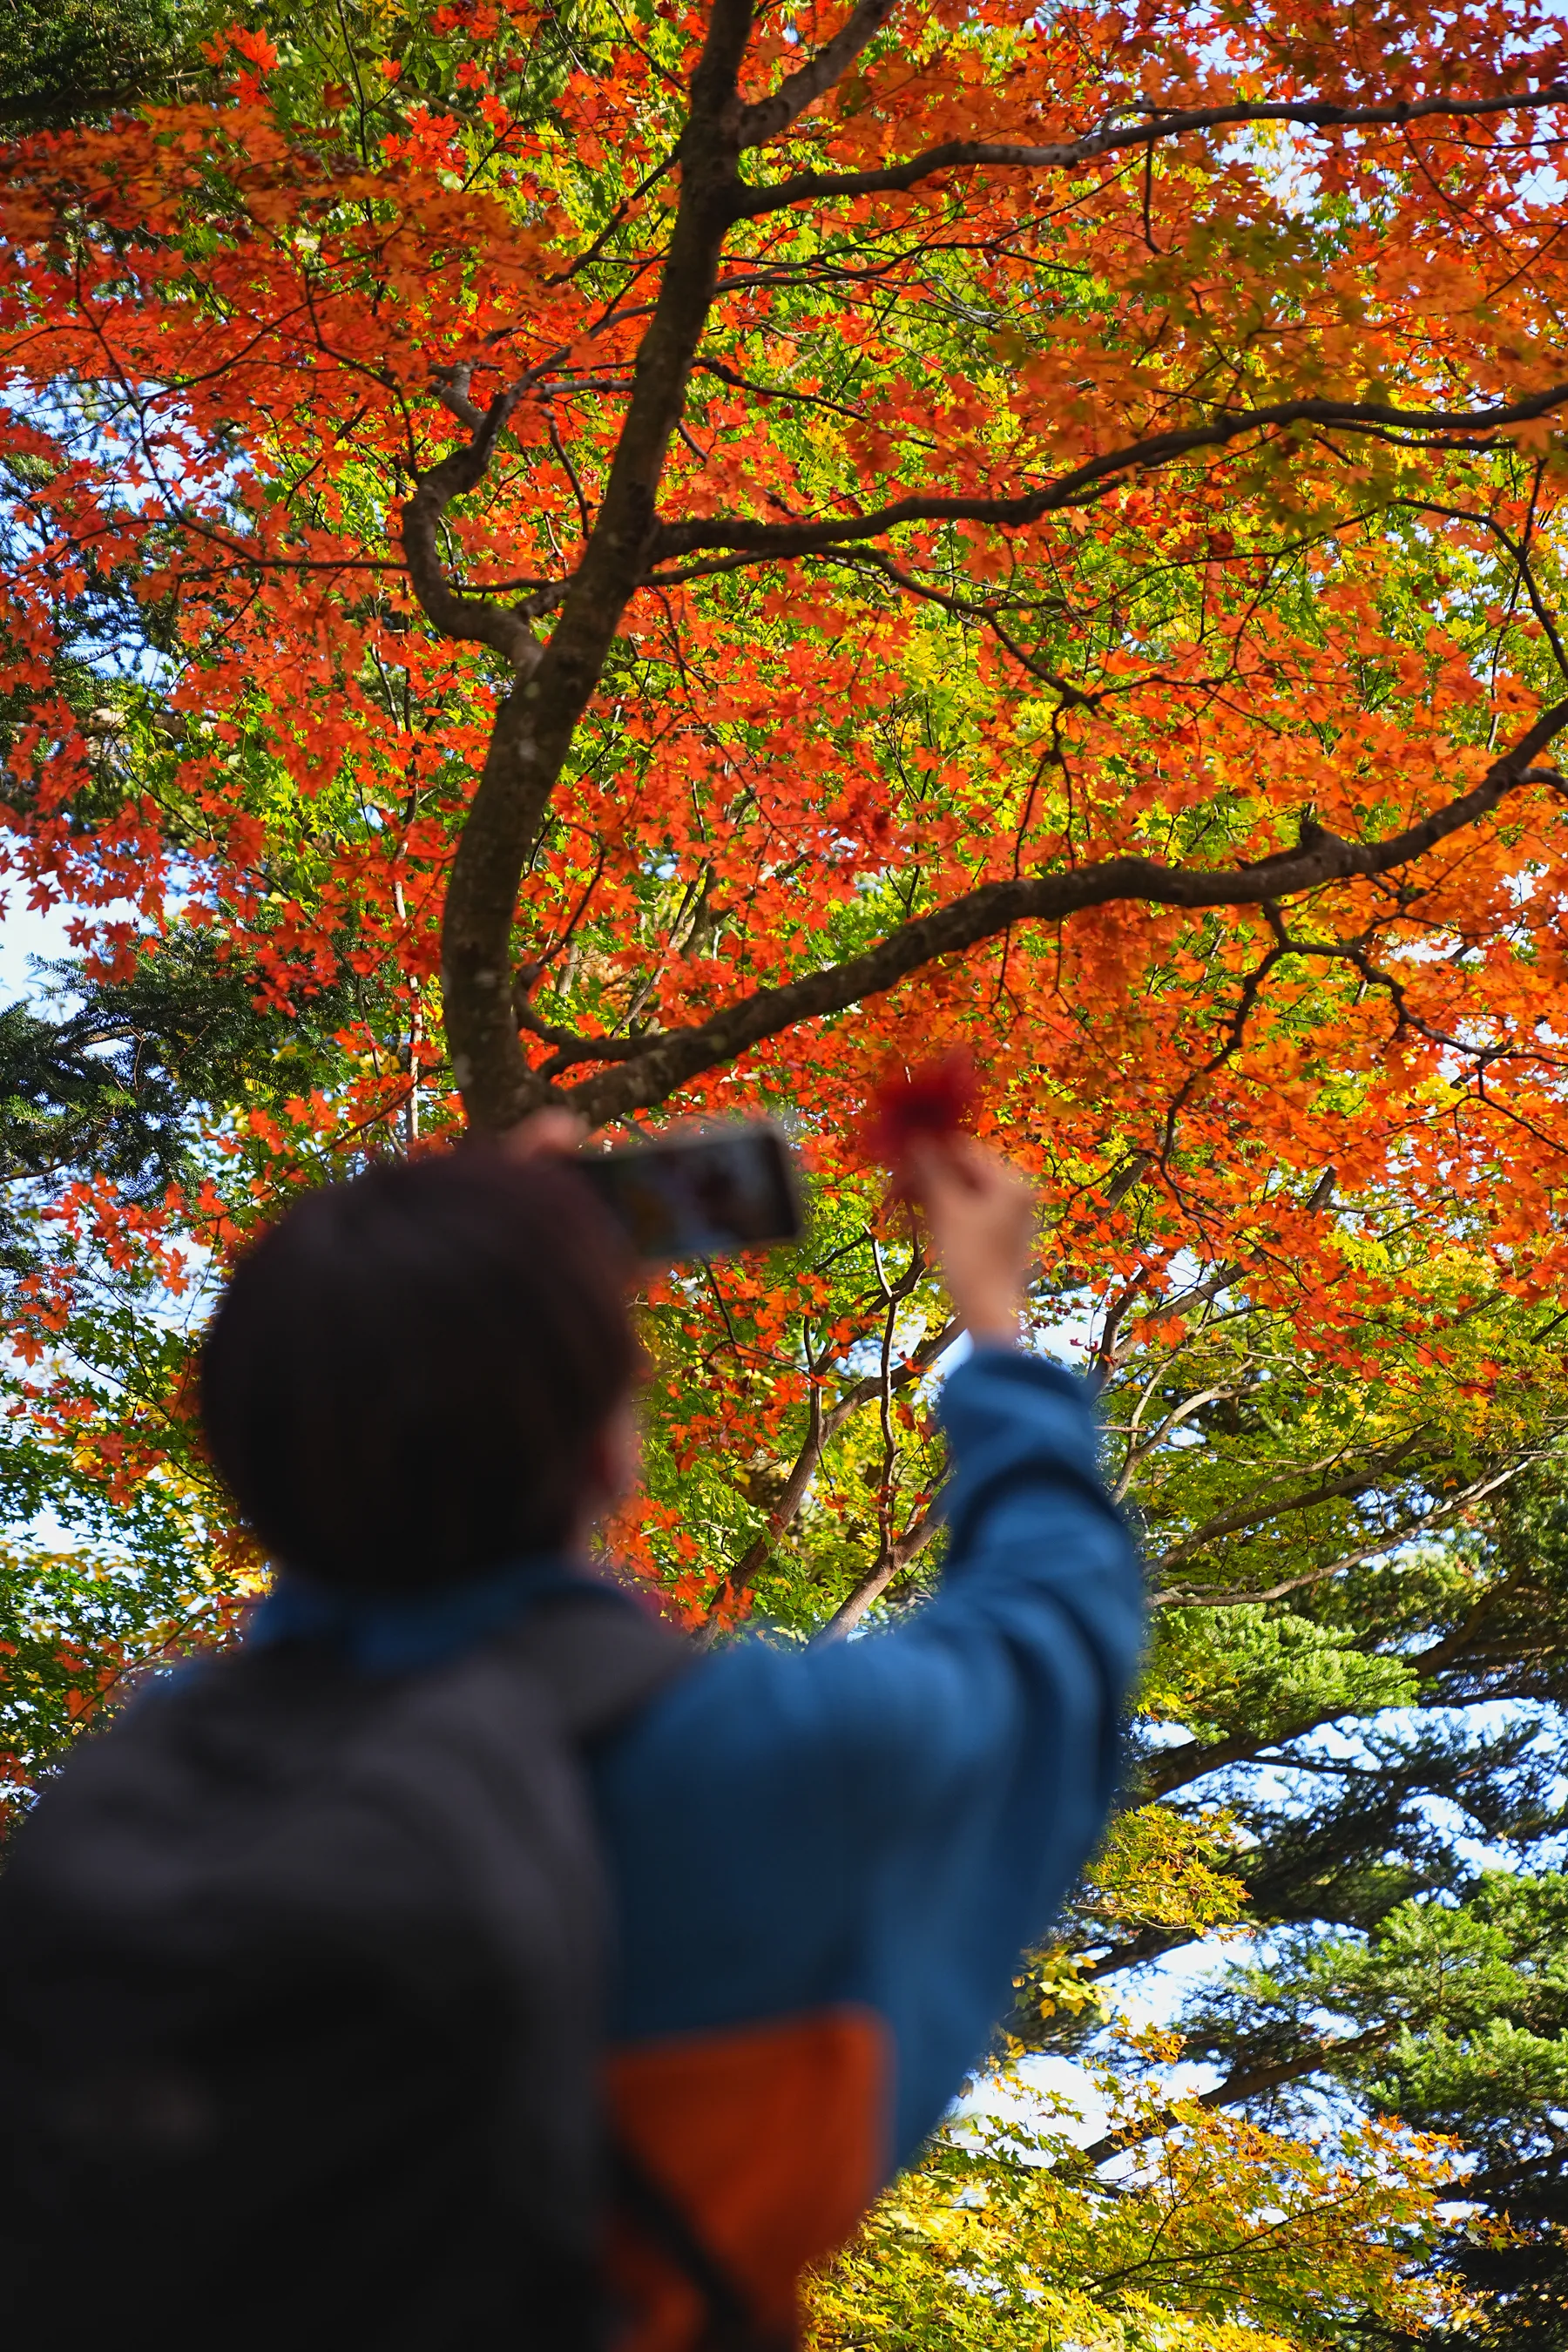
[
  {"xmin": 503, "ymin": 1588, "xmax": 789, "ymax": 2352},
  {"xmin": 611, "ymin": 2138, "xmax": 792, "ymax": 2352}
]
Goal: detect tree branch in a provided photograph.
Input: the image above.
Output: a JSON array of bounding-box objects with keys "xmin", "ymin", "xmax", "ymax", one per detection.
[
  {"xmin": 400, "ymin": 388, "xmax": 541, "ymax": 671},
  {"xmin": 1074, "ymin": 2024, "xmax": 1395, "ymax": 2171},
  {"xmin": 425, "ymin": 37, "xmax": 1568, "ymax": 1135},
  {"xmin": 564, "ymin": 707, "xmax": 1568, "ymax": 1123},
  {"xmin": 700, "ymin": 1314, "xmax": 958, "ymax": 1637},
  {"xmin": 1149, "ymin": 1457, "xmax": 1534, "ymax": 1609},
  {"xmin": 1139, "ymin": 1543, "xmax": 1564, "ymax": 1800},
  {"xmin": 1391, "ymin": 494, "xmax": 1568, "ymax": 684},
  {"xmin": 1149, "ymin": 1436, "xmax": 1431, "ymax": 1578},
  {"xmin": 1112, "ymin": 1384, "xmax": 1239, "ymax": 1504},
  {"xmin": 649, "ymin": 385, "xmax": 1568, "ymax": 569},
  {"xmin": 735, "ymin": 82, "xmax": 1568, "ymax": 215},
  {"xmin": 736, "ymin": 0, "xmax": 901, "ymax": 148},
  {"xmin": 817, "ymin": 1505, "xmax": 940, "ymax": 1639}
]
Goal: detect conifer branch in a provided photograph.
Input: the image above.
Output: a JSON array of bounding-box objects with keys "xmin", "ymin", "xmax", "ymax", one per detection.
[
  {"xmin": 1148, "ymin": 1458, "xmax": 1533, "ymax": 1609},
  {"xmin": 1074, "ymin": 2024, "xmax": 1395, "ymax": 2172}
]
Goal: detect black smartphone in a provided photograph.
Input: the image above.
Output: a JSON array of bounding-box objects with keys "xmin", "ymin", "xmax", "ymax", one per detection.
[{"xmin": 577, "ymin": 1120, "xmax": 803, "ymax": 1263}]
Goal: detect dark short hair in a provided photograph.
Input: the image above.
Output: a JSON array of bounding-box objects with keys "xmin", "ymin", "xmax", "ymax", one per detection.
[{"xmin": 199, "ymin": 1147, "xmax": 638, "ymax": 1592}]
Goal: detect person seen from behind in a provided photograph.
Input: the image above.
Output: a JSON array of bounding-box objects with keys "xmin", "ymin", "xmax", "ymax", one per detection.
[{"xmin": 0, "ymin": 1120, "xmax": 1143, "ymax": 2351}]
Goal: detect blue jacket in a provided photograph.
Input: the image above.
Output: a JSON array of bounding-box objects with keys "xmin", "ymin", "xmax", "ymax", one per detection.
[{"xmin": 254, "ymin": 1346, "xmax": 1142, "ymax": 2348}]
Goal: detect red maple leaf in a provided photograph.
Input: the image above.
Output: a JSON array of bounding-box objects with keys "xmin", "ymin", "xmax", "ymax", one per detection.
[{"xmin": 862, "ymin": 1050, "xmax": 980, "ymax": 1190}]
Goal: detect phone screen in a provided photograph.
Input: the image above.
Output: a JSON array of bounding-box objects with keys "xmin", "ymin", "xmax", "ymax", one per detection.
[{"xmin": 577, "ymin": 1123, "xmax": 802, "ymax": 1262}]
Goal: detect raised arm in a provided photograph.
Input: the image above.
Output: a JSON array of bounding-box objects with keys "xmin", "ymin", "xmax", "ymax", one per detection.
[{"xmin": 596, "ymin": 1144, "xmax": 1143, "ymax": 2166}]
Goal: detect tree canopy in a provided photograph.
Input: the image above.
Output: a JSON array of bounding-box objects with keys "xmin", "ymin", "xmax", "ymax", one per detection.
[{"xmin": 6, "ymin": 0, "xmax": 1568, "ymax": 2341}]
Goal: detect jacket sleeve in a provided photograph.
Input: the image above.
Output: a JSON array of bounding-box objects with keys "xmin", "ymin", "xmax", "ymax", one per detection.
[
  {"xmin": 847, "ymin": 1344, "xmax": 1140, "ymax": 1864},
  {"xmin": 592, "ymin": 1345, "xmax": 1144, "ymax": 2171}
]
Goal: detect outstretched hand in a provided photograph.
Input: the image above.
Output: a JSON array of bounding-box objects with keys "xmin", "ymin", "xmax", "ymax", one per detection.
[
  {"xmin": 498, "ymin": 1111, "xmax": 1034, "ymax": 1345},
  {"xmin": 904, "ymin": 1138, "xmax": 1035, "ymax": 1348}
]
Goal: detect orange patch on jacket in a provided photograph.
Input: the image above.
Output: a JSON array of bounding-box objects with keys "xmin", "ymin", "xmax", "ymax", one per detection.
[{"xmin": 606, "ymin": 2006, "xmax": 888, "ymax": 2352}]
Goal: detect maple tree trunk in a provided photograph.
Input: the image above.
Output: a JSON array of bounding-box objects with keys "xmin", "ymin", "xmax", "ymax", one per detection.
[{"xmin": 435, "ymin": 0, "xmax": 758, "ymax": 1130}]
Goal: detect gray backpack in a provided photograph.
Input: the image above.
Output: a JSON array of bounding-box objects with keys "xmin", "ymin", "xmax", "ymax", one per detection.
[{"xmin": 0, "ymin": 1584, "xmax": 722, "ymax": 2350}]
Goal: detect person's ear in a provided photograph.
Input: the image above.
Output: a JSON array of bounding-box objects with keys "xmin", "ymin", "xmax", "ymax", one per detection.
[
  {"xmin": 584, "ymin": 1394, "xmax": 642, "ymax": 1515},
  {"xmin": 498, "ymin": 1109, "xmax": 588, "ymax": 1161}
]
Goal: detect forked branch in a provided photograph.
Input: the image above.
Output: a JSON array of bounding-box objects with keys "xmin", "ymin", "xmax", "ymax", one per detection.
[
  {"xmin": 736, "ymin": 0, "xmax": 901, "ymax": 147},
  {"xmin": 402, "ymin": 389, "xmax": 541, "ymax": 672}
]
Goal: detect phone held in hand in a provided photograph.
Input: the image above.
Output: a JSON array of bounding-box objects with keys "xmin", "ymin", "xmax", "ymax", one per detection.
[{"xmin": 577, "ymin": 1121, "xmax": 803, "ymax": 1264}]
